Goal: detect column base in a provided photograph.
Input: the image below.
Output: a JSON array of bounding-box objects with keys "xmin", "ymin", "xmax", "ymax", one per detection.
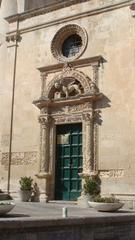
[
  {"xmin": 39, "ymin": 192, "xmax": 48, "ymax": 203},
  {"xmin": 79, "ymin": 171, "xmax": 99, "ymax": 177},
  {"xmin": 77, "ymin": 193, "xmax": 91, "ymax": 208},
  {"xmin": 35, "ymin": 172, "xmax": 51, "ymax": 179}
]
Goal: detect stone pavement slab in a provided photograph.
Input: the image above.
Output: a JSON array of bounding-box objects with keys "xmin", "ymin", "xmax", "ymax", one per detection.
[
  {"xmin": 0, "ymin": 202, "xmax": 135, "ymax": 240},
  {"xmin": 0, "ymin": 201, "xmax": 135, "ymax": 221}
]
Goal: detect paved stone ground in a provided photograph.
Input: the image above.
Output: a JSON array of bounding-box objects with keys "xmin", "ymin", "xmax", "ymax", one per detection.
[
  {"xmin": 1, "ymin": 201, "xmax": 135, "ymax": 220},
  {"xmin": 0, "ymin": 202, "xmax": 135, "ymax": 240}
]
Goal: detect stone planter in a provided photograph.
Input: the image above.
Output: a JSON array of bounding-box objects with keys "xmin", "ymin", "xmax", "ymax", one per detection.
[
  {"xmin": 0, "ymin": 202, "xmax": 15, "ymax": 215},
  {"xmin": 19, "ymin": 190, "xmax": 32, "ymax": 202},
  {"xmin": 88, "ymin": 201, "xmax": 124, "ymax": 212},
  {"xmin": 78, "ymin": 194, "xmax": 94, "ymax": 208}
]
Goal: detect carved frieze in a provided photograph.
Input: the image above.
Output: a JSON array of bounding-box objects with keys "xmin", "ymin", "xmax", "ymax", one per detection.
[
  {"xmin": 55, "ymin": 115, "xmax": 82, "ymax": 124},
  {"xmin": 1, "ymin": 152, "xmax": 37, "ymax": 170},
  {"xmin": 100, "ymin": 170, "xmax": 124, "ymax": 178}
]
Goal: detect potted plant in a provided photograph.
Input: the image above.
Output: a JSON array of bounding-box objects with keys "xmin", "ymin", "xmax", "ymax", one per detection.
[
  {"xmin": 83, "ymin": 175, "xmax": 100, "ymax": 199},
  {"xmin": 19, "ymin": 176, "xmax": 33, "ymax": 202},
  {"xmin": 78, "ymin": 173, "xmax": 101, "ymax": 208},
  {"xmin": 88, "ymin": 195, "xmax": 124, "ymax": 212}
]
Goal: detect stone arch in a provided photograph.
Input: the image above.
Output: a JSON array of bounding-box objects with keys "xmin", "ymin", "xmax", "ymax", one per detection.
[{"xmin": 47, "ymin": 69, "xmax": 92, "ymax": 99}]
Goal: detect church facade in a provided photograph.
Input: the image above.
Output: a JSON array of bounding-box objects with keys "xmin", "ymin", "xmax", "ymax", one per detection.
[{"xmin": 0, "ymin": 0, "xmax": 135, "ymax": 207}]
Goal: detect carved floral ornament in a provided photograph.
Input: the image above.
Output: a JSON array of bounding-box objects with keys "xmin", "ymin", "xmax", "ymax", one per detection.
[{"xmin": 51, "ymin": 24, "xmax": 88, "ymax": 62}]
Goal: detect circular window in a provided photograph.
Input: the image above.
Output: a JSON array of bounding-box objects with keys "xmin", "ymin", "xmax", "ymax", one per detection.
[
  {"xmin": 62, "ymin": 34, "xmax": 82, "ymax": 58},
  {"xmin": 51, "ymin": 24, "xmax": 88, "ymax": 62}
]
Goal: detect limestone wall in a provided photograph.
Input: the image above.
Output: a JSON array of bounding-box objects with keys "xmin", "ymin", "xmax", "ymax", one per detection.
[{"xmin": 0, "ymin": 0, "xmax": 135, "ymax": 200}]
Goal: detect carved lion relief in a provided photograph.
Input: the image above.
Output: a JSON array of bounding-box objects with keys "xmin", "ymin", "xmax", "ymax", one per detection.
[
  {"xmin": 53, "ymin": 79, "xmax": 83, "ymax": 99},
  {"xmin": 47, "ymin": 67, "xmax": 97, "ymax": 99}
]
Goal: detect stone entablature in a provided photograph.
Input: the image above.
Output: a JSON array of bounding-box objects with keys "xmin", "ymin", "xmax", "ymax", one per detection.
[
  {"xmin": 33, "ymin": 56, "xmax": 103, "ymax": 201},
  {"xmin": 5, "ymin": 0, "xmax": 132, "ymax": 24}
]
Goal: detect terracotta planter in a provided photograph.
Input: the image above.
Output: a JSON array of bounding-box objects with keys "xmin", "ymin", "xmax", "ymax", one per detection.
[
  {"xmin": 88, "ymin": 201, "xmax": 124, "ymax": 212},
  {"xmin": 19, "ymin": 190, "xmax": 32, "ymax": 202}
]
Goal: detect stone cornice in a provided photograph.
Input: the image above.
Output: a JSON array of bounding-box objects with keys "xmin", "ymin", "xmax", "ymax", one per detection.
[
  {"xmin": 5, "ymin": 0, "xmax": 132, "ymax": 29},
  {"xmin": 130, "ymin": 0, "xmax": 135, "ymax": 16},
  {"xmin": 5, "ymin": 0, "xmax": 90, "ymax": 23},
  {"xmin": 38, "ymin": 56, "xmax": 104, "ymax": 74},
  {"xmin": 33, "ymin": 94, "xmax": 103, "ymax": 110}
]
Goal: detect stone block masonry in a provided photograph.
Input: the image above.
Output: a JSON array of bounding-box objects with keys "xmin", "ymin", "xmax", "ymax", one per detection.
[{"xmin": 0, "ymin": 215, "xmax": 135, "ymax": 240}]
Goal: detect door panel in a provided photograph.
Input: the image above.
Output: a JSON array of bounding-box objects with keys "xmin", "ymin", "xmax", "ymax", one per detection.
[{"xmin": 55, "ymin": 123, "xmax": 82, "ymax": 200}]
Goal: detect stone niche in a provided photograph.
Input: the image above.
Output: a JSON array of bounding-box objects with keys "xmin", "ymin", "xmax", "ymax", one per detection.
[{"xmin": 33, "ymin": 56, "xmax": 103, "ymax": 201}]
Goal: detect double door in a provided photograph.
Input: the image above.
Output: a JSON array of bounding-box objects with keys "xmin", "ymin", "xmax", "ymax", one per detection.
[{"xmin": 55, "ymin": 123, "xmax": 82, "ymax": 200}]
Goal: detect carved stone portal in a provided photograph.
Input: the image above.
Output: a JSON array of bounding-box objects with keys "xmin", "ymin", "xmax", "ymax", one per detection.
[{"xmin": 33, "ymin": 58, "xmax": 103, "ymax": 201}]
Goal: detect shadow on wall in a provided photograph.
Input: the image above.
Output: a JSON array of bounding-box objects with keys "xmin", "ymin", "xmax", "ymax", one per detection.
[{"xmin": 94, "ymin": 94, "xmax": 111, "ymax": 126}]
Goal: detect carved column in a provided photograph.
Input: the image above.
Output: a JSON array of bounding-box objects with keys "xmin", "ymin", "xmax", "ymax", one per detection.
[
  {"xmin": 37, "ymin": 115, "xmax": 51, "ymax": 202},
  {"xmin": 38, "ymin": 116, "xmax": 50, "ymax": 173},
  {"xmin": 41, "ymin": 72, "xmax": 48, "ymax": 97},
  {"xmin": 82, "ymin": 112, "xmax": 94, "ymax": 174}
]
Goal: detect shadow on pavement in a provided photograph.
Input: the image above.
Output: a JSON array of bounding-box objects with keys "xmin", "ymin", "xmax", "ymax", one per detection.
[{"xmin": 0, "ymin": 213, "xmax": 30, "ymax": 218}]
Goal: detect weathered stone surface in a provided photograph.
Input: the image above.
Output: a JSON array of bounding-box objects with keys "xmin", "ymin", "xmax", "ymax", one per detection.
[{"xmin": 0, "ymin": 0, "xmax": 135, "ymax": 204}]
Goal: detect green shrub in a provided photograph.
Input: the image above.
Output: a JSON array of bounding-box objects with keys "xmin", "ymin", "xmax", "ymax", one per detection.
[
  {"xmin": 93, "ymin": 195, "xmax": 119, "ymax": 203},
  {"xmin": 19, "ymin": 177, "xmax": 33, "ymax": 191},
  {"xmin": 83, "ymin": 176, "xmax": 100, "ymax": 196}
]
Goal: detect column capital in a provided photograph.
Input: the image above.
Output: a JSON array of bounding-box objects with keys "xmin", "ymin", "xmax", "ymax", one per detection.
[
  {"xmin": 82, "ymin": 112, "xmax": 94, "ymax": 122},
  {"xmin": 38, "ymin": 115, "xmax": 52, "ymax": 129},
  {"xmin": 40, "ymin": 72, "xmax": 48, "ymax": 79}
]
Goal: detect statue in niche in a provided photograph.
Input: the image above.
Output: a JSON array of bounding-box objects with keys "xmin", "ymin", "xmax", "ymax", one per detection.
[{"xmin": 54, "ymin": 79, "xmax": 83, "ymax": 99}]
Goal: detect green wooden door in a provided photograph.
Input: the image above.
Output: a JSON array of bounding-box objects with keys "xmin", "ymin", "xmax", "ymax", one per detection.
[{"xmin": 55, "ymin": 123, "xmax": 82, "ymax": 200}]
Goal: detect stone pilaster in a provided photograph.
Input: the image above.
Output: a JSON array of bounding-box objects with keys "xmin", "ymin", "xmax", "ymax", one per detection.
[
  {"xmin": 92, "ymin": 64, "xmax": 99, "ymax": 86},
  {"xmin": 38, "ymin": 116, "xmax": 50, "ymax": 173},
  {"xmin": 82, "ymin": 112, "xmax": 94, "ymax": 174},
  {"xmin": 41, "ymin": 72, "xmax": 48, "ymax": 97},
  {"xmin": 37, "ymin": 115, "xmax": 51, "ymax": 202}
]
